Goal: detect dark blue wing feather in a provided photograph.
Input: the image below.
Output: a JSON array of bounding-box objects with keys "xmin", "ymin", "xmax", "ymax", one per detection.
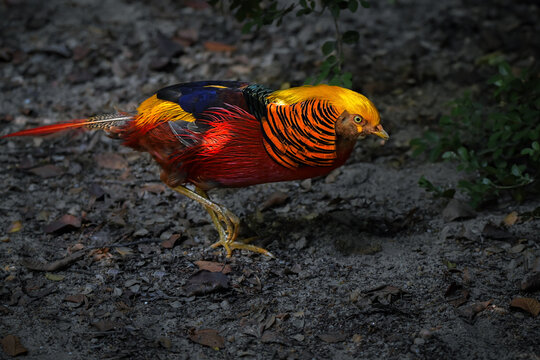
[
  {"xmin": 156, "ymin": 81, "xmax": 252, "ymax": 148},
  {"xmin": 156, "ymin": 81, "xmax": 249, "ymax": 117}
]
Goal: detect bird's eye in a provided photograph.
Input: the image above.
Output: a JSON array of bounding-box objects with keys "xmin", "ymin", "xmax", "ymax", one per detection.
[{"xmin": 354, "ymin": 116, "xmax": 363, "ymax": 124}]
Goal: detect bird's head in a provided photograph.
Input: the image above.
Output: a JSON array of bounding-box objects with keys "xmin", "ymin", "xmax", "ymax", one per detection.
[
  {"xmin": 332, "ymin": 86, "xmax": 388, "ymax": 141},
  {"xmin": 337, "ymin": 110, "xmax": 389, "ymax": 141},
  {"xmin": 269, "ymin": 84, "xmax": 388, "ymax": 141}
]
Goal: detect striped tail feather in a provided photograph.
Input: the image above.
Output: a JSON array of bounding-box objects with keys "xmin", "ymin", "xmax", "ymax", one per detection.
[{"xmin": 1, "ymin": 113, "xmax": 134, "ymax": 138}]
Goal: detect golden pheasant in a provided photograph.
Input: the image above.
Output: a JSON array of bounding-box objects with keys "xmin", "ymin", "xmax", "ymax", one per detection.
[{"xmin": 2, "ymin": 81, "xmax": 388, "ymax": 257}]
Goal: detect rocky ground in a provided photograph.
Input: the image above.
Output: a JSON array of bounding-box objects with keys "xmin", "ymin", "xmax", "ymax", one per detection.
[{"xmin": 1, "ymin": 0, "xmax": 539, "ymax": 359}]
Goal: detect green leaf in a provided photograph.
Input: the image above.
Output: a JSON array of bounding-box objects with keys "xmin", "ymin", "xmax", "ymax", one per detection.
[
  {"xmin": 439, "ymin": 115, "xmax": 453, "ymax": 126},
  {"xmin": 418, "ymin": 176, "xmax": 436, "ymax": 192},
  {"xmin": 457, "ymin": 147, "xmax": 469, "ymax": 161},
  {"xmin": 329, "ymin": 74, "xmax": 342, "ymax": 86},
  {"xmin": 498, "ymin": 62, "xmax": 511, "ymax": 77},
  {"xmin": 241, "ymin": 22, "xmax": 254, "ymax": 33},
  {"xmin": 348, "ymin": 0, "xmax": 359, "ymax": 12},
  {"xmin": 342, "ymin": 30, "xmax": 359, "ymax": 44},
  {"xmin": 443, "ymin": 259, "xmax": 456, "ymax": 270},
  {"xmin": 511, "ymin": 164, "xmax": 521, "ymax": 177},
  {"xmin": 340, "ymin": 72, "xmax": 353, "ymax": 88},
  {"xmin": 360, "ymin": 0, "xmax": 371, "ymax": 8},
  {"xmin": 322, "ymin": 41, "xmax": 335, "ymax": 56},
  {"xmin": 325, "ymin": 55, "xmax": 337, "ymax": 65},
  {"xmin": 442, "ymin": 151, "xmax": 457, "ymax": 160}
]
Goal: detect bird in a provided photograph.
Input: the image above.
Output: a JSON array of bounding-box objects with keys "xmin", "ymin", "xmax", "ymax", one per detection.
[{"xmin": 2, "ymin": 81, "xmax": 388, "ymax": 257}]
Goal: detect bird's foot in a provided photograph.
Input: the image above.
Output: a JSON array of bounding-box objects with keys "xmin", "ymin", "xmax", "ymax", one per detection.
[
  {"xmin": 170, "ymin": 185, "xmax": 274, "ymax": 258},
  {"xmin": 207, "ymin": 204, "xmax": 274, "ymax": 258},
  {"xmin": 210, "ymin": 237, "xmax": 274, "ymax": 258}
]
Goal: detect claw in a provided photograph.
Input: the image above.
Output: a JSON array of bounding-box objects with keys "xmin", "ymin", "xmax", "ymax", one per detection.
[
  {"xmin": 170, "ymin": 185, "xmax": 274, "ymax": 258},
  {"xmin": 210, "ymin": 238, "xmax": 274, "ymax": 258}
]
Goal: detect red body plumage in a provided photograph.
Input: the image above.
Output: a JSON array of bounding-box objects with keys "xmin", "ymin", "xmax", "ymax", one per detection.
[{"xmin": 124, "ymin": 105, "xmax": 353, "ymax": 190}]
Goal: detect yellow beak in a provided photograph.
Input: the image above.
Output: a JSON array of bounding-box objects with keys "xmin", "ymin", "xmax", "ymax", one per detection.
[{"xmin": 371, "ymin": 125, "xmax": 389, "ymax": 140}]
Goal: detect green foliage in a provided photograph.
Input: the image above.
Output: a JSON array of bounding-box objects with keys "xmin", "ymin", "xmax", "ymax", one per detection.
[
  {"xmin": 208, "ymin": 0, "xmax": 371, "ymax": 88},
  {"xmin": 412, "ymin": 61, "xmax": 540, "ymax": 207},
  {"xmin": 418, "ymin": 176, "xmax": 456, "ymax": 199},
  {"xmin": 208, "ymin": 0, "xmax": 295, "ymax": 32}
]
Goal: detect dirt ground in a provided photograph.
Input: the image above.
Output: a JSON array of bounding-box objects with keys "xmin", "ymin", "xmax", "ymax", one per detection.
[{"xmin": 1, "ymin": 0, "xmax": 539, "ymax": 359}]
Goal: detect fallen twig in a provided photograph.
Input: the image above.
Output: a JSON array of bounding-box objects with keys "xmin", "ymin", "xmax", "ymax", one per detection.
[
  {"xmin": 86, "ymin": 238, "xmax": 162, "ymax": 250},
  {"xmin": 21, "ymin": 238, "xmax": 162, "ymax": 272},
  {"xmin": 21, "ymin": 251, "xmax": 85, "ymax": 271}
]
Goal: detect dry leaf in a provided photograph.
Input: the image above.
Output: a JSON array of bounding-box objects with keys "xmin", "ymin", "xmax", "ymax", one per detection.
[
  {"xmin": 260, "ymin": 191, "xmax": 289, "ymax": 211},
  {"xmin": 93, "ymin": 320, "xmax": 118, "ymax": 332},
  {"xmin": 174, "ymin": 29, "xmax": 198, "ymax": 47},
  {"xmin": 89, "ymin": 183, "xmax": 106, "ymax": 198},
  {"xmin": 68, "ymin": 243, "xmax": 85, "ymax": 253},
  {"xmin": 72, "ymin": 45, "xmax": 90, "ymax": 61},
  {"xmin": 45, "ymin": 272, "xmax": 65, "ymax": 281},
  {"xmin": 1, "ymin": 334, "xmax": 28, "ymax": 356},
  {"xmin": 157, "ymin": 336, "xmax": 172, "ymax": 349},
  {"xmin": 462, "ymin": 267, "xmax": 471, "ymax": 284},
  {"xmin": 64, "ymin": 294, "xmax": 87, "ymax": 304},
  {"xmin": 194, "ymin": 260, "xmax": 232, "ymax": 274},
  {"xmin": 482, "ymin": 223, "xmax": 513, "ymax": 240},
  {"xmin": 442, "ymin": 199, "xmax": 476, "ymax": 222},
  {"xmin": 318, "ymin": 332, "xmax": 348, "ymax": 343},
  {"xmin": 444, "ymin": 281, "xmax": 461, "ymax": 297},
  {"xmin": 261, "ymin": 331, "xmax": 287, "ymax": 344},
  {"xmin": 94, "ymin": 153, "xmax": 128, "ymax": 170},
  {"xmin": 109, "ymin": 213, "xmax": 126, "ymax": 227},
  {"xmin": 28, "ymin": 164, "xmax": 64, "ymax": 178},
  {"xmin": 457, "ymin": 300, "xmax": 492, "ymax": 322},
  {"xmin": 510, "ymin": 297, "xmax": 540, "ymax": 317},
  {"xmin": 352, "ymin": 334, "xmax": 363, "ymax": 343},
  {"xmin": 188, "ymin": 328, "xmax": 225, "ymax": 349},
  {"xmin": 503, "ymin": 211, "xmax": 519, "ymax": 226},
  {"xmin": 90, "ymin": 248, "xmax": 112, "ymax": 261},
  {"xmin": 203, "ymin": 41, "xmax": 236, "ymax": 52},
  {"xmin": 183, "ymin": 270, "xmax": 229, "ymax": 296},
  {"xmin": 43, "ymin": 214, "xmax": 81, "ymax": 234},
  {"xmin": 155, "ymin": 31, "xmax": 184, "ymax": 58},
  {"xmin": 520, "ymin": 273, "xmax": 540, "ymax": 292},
  {"xmin": 7, "ymin": 220, "xmax": 22, "ymax": 233},
  {"xmin": 68, "ymin": 187, "xmax": 83, "ymax": 195},
  {"xmin": 142, "ymin": 183, "xmax": 166, "ymax": 194},
  {"xmin": 448, "ymin": 289, "xmax": 470, "ymax": 307},
  {"xmin": 161, "ymin": 234, "xmax": 182, "ymax": 249},
  {"xmin": 289, "ymin": 333, "xmax": 304, "ymax": 342},
  {"xmin": 115, "ymin": 247, "xmax": 134, "ymax": 257},
  {"xmin": 365, "ymin": 284, "xmax": 403, "ymax": 304},
  {"xmin": 508, "ymin": 244, "xmax": 525, "ymax": 253}
]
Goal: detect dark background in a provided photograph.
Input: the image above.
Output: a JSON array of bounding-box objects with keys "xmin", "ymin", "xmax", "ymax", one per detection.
[{"xmin": 1, "ymin": 0, "xmax": 539, "ymax": 359}]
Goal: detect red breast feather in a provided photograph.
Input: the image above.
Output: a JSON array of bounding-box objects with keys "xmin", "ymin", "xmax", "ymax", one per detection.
[{"xmin": 170, "ymin": 105, "xmax": 349, "ymax": 189}]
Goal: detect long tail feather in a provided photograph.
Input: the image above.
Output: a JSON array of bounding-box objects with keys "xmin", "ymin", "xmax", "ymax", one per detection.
[{"xmin": 1, "ymin": 113, "xmax": 134, "ymax": 138}]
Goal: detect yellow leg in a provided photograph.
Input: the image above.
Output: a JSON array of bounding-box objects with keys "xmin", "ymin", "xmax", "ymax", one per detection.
[
  {"xmin": 194, "ymin": 187, "xmax": 229, "ymax": 243},
  {"xmin": 170, "ymin": 185, "xmax": 274, "ymax": 258}
]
